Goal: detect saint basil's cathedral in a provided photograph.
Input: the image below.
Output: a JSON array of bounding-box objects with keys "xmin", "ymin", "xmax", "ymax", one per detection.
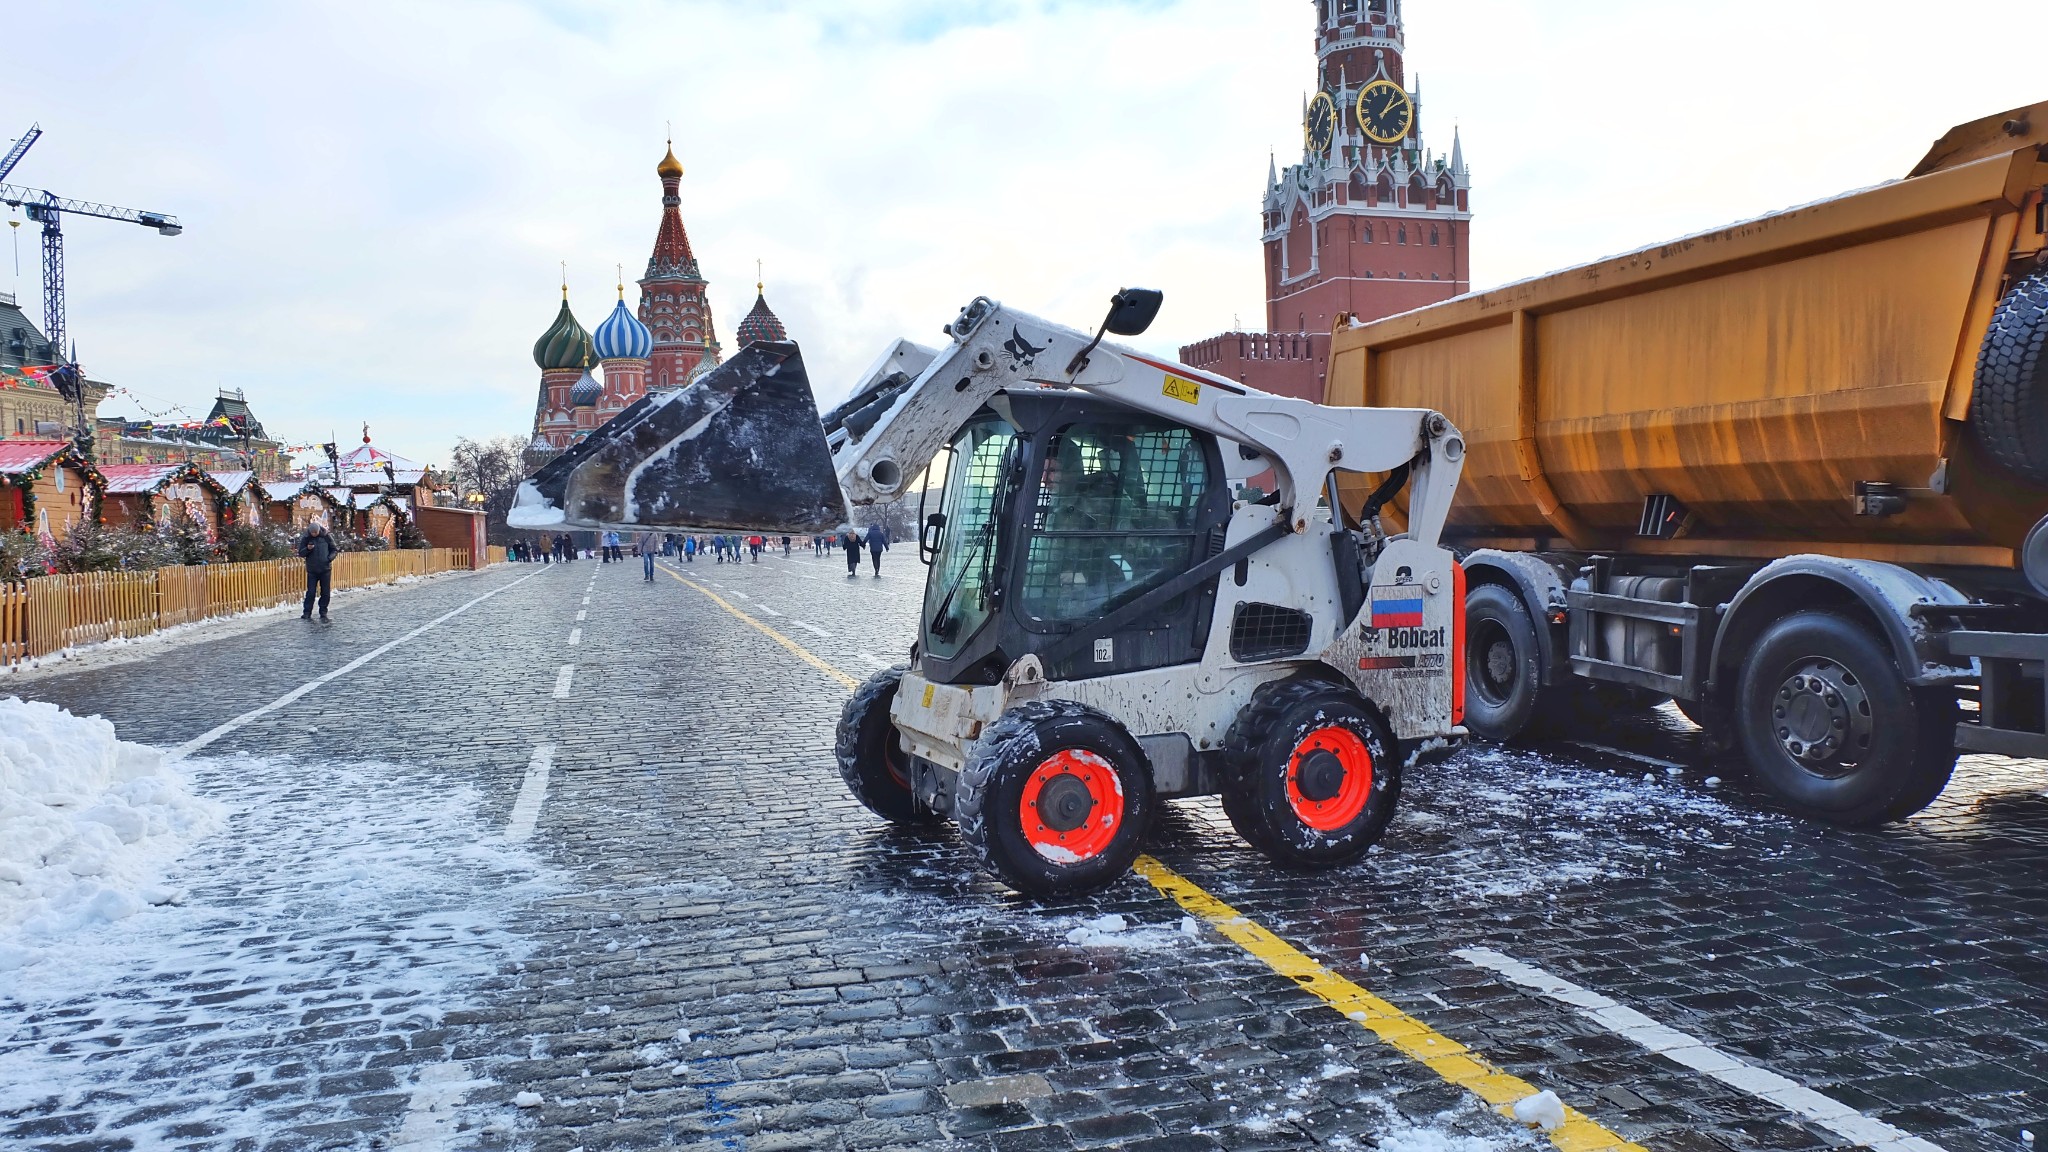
[{"xmin": 527, "ymin": 144, "xmax": 787, "ymax": 463}]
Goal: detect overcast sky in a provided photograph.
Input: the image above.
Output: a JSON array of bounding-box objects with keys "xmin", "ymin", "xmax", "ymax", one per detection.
[{"xmin": 2, "ymin": 0, "xmax": 2035, "ymax": 469}]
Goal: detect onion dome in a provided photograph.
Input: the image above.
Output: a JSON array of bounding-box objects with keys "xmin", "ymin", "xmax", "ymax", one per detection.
[
  {"xmin": 685, "ymin": 353, "xmax": 721, "ymax": 387},
  {"xmin": 568, "ymin": 367, "xmax": 603, "ymax": 408},
  {"xmin": 533, "ymin": 293, "xmax": 592, "ymax": 370},
  {"xmin": 592, "ymin": 296, "xmax": 653, "ymax": 360},
  {"xmin": 734, "ymin": 286, "xmax": 788, "ymax": 347},
  {"xmin": 657, "ymin": 143, "xmax": 684, "ymax": 180}
]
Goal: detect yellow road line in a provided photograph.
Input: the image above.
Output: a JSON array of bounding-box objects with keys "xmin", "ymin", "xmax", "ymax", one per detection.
[
  {"xmin": 666, "ymin": 564, "xmax": 1643, "ymax": 1149},
  {"xmin": 660, "ymin": 565, "xmax": 859, "ymax": 689},
  {"xmin": 1134, "ymin": 856, "xmax": 1647, "ymax": 1152}
]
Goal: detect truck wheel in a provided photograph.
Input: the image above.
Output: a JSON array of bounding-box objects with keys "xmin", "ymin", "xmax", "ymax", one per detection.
[
  {"xmin": 835, "ymin": 665, "xmax": 939, "ymax": 825},
  {"xmin": 955, "ymin": 700, "xmax": 1154, "ymax": 896},
  {"xmin": 1221, "ymin": 678, "xmax": 1400, "ymax": 869},
  {"xmin": 1969, "ymin": 269, "xmax": 2048, "ymax": 486},
  {"xmin": 1735, "ymin": 612, "xmax": 1958, "ymax": 824},
  {"xmin": 1464, "ymin": 583, "xmax": 1543, "ymax": 741}
]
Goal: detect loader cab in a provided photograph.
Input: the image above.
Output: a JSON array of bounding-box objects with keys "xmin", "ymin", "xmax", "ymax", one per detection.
[{"xmin": 918, "ymin": 392, "xmax": 1231, "ymax": 686}]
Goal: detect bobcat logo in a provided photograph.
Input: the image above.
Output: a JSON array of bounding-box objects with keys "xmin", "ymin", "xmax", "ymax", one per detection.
[{"xmin": 1002, "ymin": 327, "xmax": 1047, "ymax": 371}]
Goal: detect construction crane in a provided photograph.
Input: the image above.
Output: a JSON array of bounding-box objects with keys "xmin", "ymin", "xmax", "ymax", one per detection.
[{"xmin": 0, "ymin": 123, "xmax": 182, "ymax": 455}]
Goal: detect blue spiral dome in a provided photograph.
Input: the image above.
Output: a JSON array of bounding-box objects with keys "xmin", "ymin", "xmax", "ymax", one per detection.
[
  {"xmin": 568, "ymin": 368, "xmax": 603, "ymax": 408},
  {"xmin": 592, "ymin": 298, "xmax": 654, "ymax": 361}
]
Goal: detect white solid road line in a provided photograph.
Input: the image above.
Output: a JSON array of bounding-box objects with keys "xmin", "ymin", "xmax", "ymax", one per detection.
[
  {"xmin": 504, "ymin": 743, "xmax": 556, "ymax": 844},
  {"xmin": 389, "ymin": 1061, "xmax": 491, "ymax": 1150},
  {"xmin": 793, "ymin": 620, "xmax": 832, "ymax": 638},
  {"xmin": 1454, "ymin": 948, "xmax": 1951, "ymax": 1152},
  {"xmin": 553, "ymin": 664, "xmax": 574, "ymax": 698},
  {"xmin": 1563, "ymin": 741, "xmax": 1687, "ymax": 772},
  {"xmin": 170, "ymin": 568, "xmax": 547, "ymax": 760},
  {"xmin": 568, "ymin": 628, "xmax": 582, "ymax": 646}
]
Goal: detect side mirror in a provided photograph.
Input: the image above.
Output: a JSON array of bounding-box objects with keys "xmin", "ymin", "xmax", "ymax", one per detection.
[{"xmin": 1102, "ymin": 288, "xmax": 1164, "ymax": 337}]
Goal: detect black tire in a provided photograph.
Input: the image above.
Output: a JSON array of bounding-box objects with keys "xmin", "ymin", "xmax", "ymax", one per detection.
[
  {"xmin": 834, "ymin": 665, "xmax": 939, "ymax": 825},
  {"xmin": 955, "ymin": 700, "xmax": 1154, "ymax": 896},
  {"xmin": 1969, "ymin": 269, "xmax": 2048, "ymax": 486},
  {"xmin": 1464, "ymin": 583, "xmax": 1544, "ymax": 741},
  {"xmin": 1221, "ymin": 678, "xmax": 1401, "ymax": 869},
  {"xmin": 1735, "ymin": 612, "xmax": 1958, "ymax": 824}
]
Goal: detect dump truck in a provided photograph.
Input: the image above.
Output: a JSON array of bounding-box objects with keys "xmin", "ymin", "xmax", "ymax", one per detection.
[
  {"xmin": 513, "ymin": 292, "xmax": 1468, "ymax": 895},
  {"xmin": 1323, "ymin": 100, "xmax": 2048, "ymax": 824}
]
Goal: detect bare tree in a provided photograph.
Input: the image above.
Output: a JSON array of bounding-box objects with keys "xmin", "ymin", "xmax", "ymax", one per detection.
[{"xmin": 449, "ymin": 434, "xmax": 530, "ymax": 544}]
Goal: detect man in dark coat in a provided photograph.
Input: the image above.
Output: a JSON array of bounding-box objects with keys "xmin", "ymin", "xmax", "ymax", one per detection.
[{"xmin": 297, "ymin": 521, "xmax": 341, "ymax": 620}]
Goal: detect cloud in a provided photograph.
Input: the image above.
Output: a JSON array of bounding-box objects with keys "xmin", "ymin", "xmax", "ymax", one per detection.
[{"xmin": 2, "ymin": 0, "xmax": 2032, "ymax": 467}]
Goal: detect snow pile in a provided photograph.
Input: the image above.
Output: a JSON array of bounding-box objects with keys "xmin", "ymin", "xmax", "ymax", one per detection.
[
  {"xmin": 1511, "ymin": 1089, "xmax": 1566, "ymax": 1132},
  {"xmin": 0, "ymin": 696, "xmax": 223, "ymax": 969}
]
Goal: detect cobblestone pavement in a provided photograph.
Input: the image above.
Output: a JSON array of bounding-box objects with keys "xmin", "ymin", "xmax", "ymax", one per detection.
[{"xmin": 3, "ymin": 549, "xmax": 2045, "ymax": 1152}]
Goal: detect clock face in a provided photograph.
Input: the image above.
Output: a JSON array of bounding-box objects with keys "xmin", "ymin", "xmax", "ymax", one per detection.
[
  {"xmin": 1305, "ymin": 92, "xmax": 1337, "ymax": 154},
  {"xmin": 1356, "ymin": 79, "xmax": 1413, "ymax": 145}
]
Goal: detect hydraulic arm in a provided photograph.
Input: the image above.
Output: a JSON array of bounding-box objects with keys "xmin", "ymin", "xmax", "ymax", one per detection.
[{"xmin": 512, "ymin": 292, "xmax": 1464, "ymax": 543}]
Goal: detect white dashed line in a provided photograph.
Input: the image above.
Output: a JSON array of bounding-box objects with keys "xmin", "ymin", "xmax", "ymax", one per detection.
[
  {"xmin": 576, "ymin": 610, "xmax": 587, "ymax": 621},
  {"xmin": 854, "ymin": 652, "xmax": 891, "ymax": 670},
  {"xmin": 727, "ymin": 590, "xmax": 749, "ymax": 599},
  {"xmin": 1454, "ymin": 948, "xmax": 1952, "ymax": 1152},
  {"xmin": 581, "ymin": 596, "xmax": 590, "ymax": 605},
  {"xmin": 793, "ymin": 620, "xmax": 832, "ymax": 638},
  {"xmin": 753, "ymin": 603, "xmax": 782, "ymax": 616},
  {"xmin": 170, "ymin": 568, "xmax": 547, "ymax": 760},
  {"xmin": 568, "ymin": 628, "xmax": 581, "ymax": 646},
  {"xmin": 503, "ymin": 743, "xmax": 556, "ymax": 844},
  {"xmin": 390, "ymin": 1060, "xmax": 491, "ymax": 1150},
  {"xmin": 553, "ymin": 665, "xmax": 574, "ymax": 698}
]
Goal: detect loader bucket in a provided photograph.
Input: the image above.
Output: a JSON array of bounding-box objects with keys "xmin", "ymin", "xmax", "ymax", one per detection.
[{"xmin": 508, "ymin": 340, "xmax": 848, "ymax": 533}]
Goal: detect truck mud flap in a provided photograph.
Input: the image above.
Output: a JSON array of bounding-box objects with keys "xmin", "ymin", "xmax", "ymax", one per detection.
[{"xmin": 509, "ymin": 340, "xmax": 849, "ymax": 533}]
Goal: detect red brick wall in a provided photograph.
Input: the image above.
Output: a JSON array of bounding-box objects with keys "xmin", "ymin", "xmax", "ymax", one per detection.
[{"xmin": 1177, "ymin": 332, "xmax": 1331, "ymax": 403}]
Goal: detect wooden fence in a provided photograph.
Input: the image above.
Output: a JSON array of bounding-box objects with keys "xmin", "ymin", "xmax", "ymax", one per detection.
[{"xmin": 0, "ymin": 547, "xmax": 475, "ymax": 668}]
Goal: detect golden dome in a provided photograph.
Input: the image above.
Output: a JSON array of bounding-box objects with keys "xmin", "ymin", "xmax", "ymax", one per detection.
[{"xmin": 656, "ymin": 143, "xmax": 684, "ymax": 179}]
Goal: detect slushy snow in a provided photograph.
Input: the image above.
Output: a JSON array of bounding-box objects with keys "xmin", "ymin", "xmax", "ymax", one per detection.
[{"xmin": 0, "ymin": 696, "xmax": 223, "ymax": 970}]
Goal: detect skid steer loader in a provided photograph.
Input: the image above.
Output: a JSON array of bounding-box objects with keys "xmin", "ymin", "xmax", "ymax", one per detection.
[{"xmin": 512, "ymin": 290, "xmax": 1468, "ymax": 895}]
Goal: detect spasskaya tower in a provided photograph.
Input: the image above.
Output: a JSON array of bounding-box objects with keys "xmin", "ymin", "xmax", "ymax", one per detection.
[{"xmin": 1181, "ymin": 0, "xmax": 1472, "ymax": 401}]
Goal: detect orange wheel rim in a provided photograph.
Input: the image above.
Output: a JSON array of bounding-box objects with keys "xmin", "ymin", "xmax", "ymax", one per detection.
[
  {"xmin": 1285, "ymin": 725, "xmax": 1373, "ymax": 832},
  {"xmin": 1019, "ymin": 749, "xmax": 1125, "ymax": 863}
]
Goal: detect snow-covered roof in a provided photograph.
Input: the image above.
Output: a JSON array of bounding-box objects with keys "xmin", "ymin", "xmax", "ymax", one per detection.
[
  {"xmin": 208, "ymin": 470, "xmax": 259, "ymax": 496},
  {"xmin": 99, "ymin": 464, "xmax": 184, "ymax": 495},
  {"xmin": 0, "ymin": 439, "xmax": 73, "ymax": 477}
]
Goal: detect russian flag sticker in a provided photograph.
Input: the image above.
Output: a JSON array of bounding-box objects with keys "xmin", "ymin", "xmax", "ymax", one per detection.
[{"xmin": 1370, "ymin": 595, "xmax": 1425, "ymax": 629}]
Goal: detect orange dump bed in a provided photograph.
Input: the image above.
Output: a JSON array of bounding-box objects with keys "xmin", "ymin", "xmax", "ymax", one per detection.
[{"xmin": 1328, "ymin": 102, "xmax": 2048, "ymax": 569}]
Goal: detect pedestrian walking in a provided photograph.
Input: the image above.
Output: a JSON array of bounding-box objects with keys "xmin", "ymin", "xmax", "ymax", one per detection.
[
  {"xmin": 601, "ymin": 530, "xmax": 619, "ymax": 563},
  {"xmin": 841, "ymin": 529, "xmax": 861, "ymax": 577},
  {"xmin": 748, "ymin": 534, "xmax": 763, "ymax": 562},
  {"xmin": 781, "ymin": 535, "xmax": 791, "ymax": 556},
  {"xmin": 865, "ymin": 522, "xmax": 889, "ymax": 576},
  {"xmin": 296, "ymin": 520, "xmax": 340, "ymax": 621},
  {"xmin": 683, "ymin": 535, "xmax": 697, "ymax": 563},
  {"xmin": 639, "ymin": 532, "xmax": 658, "ymax": 582}
]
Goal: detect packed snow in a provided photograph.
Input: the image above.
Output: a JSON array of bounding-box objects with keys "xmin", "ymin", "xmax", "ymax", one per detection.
[
  {"xmin": 0, "ymin": 750, "xmax": 555, "ymax": 1147},
  {"xmin": 0, "ymin": 696, "xmax": 224, "ymax": 970}
]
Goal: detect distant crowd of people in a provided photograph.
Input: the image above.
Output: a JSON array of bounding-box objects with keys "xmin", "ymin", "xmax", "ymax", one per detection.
[{"xmin": 507, "ymin": 524, "xmax": 895, "ymax": 578}]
